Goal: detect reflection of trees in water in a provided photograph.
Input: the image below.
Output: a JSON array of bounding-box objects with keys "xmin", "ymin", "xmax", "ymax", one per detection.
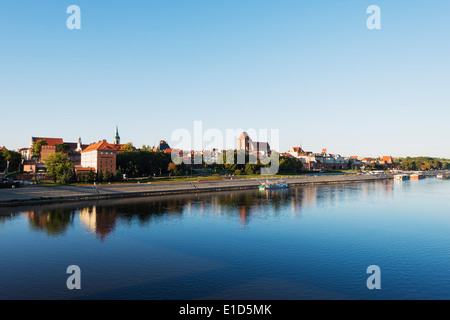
[
  {"xmin": 260, "ymin": 189, "xmax": 294, "ymax": 214},
  {"xmin": 17, "ymin": 181, "xmax": 394, "ymax": 240},
  {"xmin": 113, "ymin": 198, "xmax": 184, "ymax": 224},
  {"xmin": 24, "ymin": 210, "xmax": 76, "ymax": 237},
  {"xmin": 187, "ymin": 189, "xmax": 304, "ymax": 226},
  {"xmin": 79, "ymin": 198, "xmax": 186, "ymax": 239},
  {"xmin": 0, "ymin": 215, "xmax": 12, "ymax": 225},
  {"xmin": 18, "ymin": 189, "xmax": 307, "ymax": 238},
  {"xmin": 208, "ymin": 189, "xmax": 296, "ymax": 211},
  {"xmin": 0, "ymin": 212, "xmax": 25, "ymax": 225}
]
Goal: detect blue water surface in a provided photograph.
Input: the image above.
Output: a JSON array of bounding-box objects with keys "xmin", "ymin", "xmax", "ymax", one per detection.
[{"xmin": 0, "ymin": 178, "xmax": 449, "ymax": 300}]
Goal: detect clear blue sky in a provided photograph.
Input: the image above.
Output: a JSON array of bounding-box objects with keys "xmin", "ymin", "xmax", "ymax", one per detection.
[{"xmin": 1, "ymin": 1, "xmax": 449, "ymax": 157}]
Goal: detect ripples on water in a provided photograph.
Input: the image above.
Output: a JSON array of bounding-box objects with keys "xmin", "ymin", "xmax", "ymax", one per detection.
[{"xmin": 0, "ymin": 179, "xmax": 449, "ymax": 299}]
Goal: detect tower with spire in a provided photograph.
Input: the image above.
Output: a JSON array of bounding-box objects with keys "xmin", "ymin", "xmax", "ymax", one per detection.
[
  {"xmin": 76, "ymin": 137, "xmax": 82, "ymax": 152},
  {"xmin": 113, "ymin": 126, "xmax": 120, "ymax": 145}
]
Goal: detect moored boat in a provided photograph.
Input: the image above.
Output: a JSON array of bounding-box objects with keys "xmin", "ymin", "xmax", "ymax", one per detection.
[
  {"xmin": 394, "ymin": 174, "xmax": 410, "ymax": 181},
  {"xmin": 410, "ymin": 173, "xmax": 425, "ymax": 180},
  {"xmin": 259, "ymin": 180, "xmax": 290, "ymax": 190}
]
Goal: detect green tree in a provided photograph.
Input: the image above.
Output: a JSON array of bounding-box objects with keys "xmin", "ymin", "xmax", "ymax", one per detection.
[
  {"xmin": 244, "ymin": 162, "xmax": 256, "ymax": 175},
  {"xmin": 364, "ymin": 162, "xmax": 385, "ymax": 171},
  {"xmin": 141, "ymin": 145, "xmax": 152, "ymax": 152},
  {"xmin": 168, "ymin": 162, "xmax": 178, "ymax": 175},
  {"xmin": 420, "ymin": 161, "xmax": 431, "ymax": 171},
  {"xmin": 31, "ymin": 139, "xmax": 47, "ymax": 159},
  {"xmin": 397, "ymin": 157, "xmax": 450, "ymax": 171},
  {"xmin": 114, "ymin": 169, "xmax": 123, "ymax": 181},
  {"xmin": 278, "ymin": 156, "xmax": 302, "ymax": 173},
  {"xmin": 122, "ymin": 142, "xmax": 135, "ymax": 152},
  {"xmin": 44, "ymin": 152, "xmax": 74, "ymax": 184},
  {"xmin": 0, "ymin": 148, "xmax": 22, "ymax": 172},
  {"xmin": 176, "ymin": 162, "xmax": 186, "ymax": 175},
  {"xmin": 0, "ymin": 150, "xmax": 5, "ymax": 172},
  {"xmin": 96, "ymin": 170, "xmax": 104, "ymax": 182},
  {"xmin": 55, "ymin": 143, "xmax": 69, "ymax": 152},
  {"xmin": 87, "ymin": 169, "xmax": 95, "ymax": 182},
  {"xmin": 117, "ymin": 151, "xmax": 171, "ymax": 178},
  {"xmin": 104, "ymin": 169, "xmax": 113, "ymax": 182},
  {"xmin": 79, "ymin": 172, "xmax": 89, "ymax": 183}
]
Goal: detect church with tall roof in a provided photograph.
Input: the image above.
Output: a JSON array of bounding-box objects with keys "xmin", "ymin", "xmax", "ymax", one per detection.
[{"xmin": 237, "ymin": 132, "xmax": 271, "ymax": 155}]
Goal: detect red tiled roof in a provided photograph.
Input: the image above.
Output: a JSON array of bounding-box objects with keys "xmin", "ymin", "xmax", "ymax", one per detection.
[
  {"xmin": 112, "ymin": 144, "xmax": 126, "ymax": 151},
  {"xmin": 165, "ymin": 148, "xmax": 183, "ymax": 156},
  {"xmin": 280, "ymin": 153, "xmax": 293, "ymax": 157},
  {"xmin": 82, "ymin": 140, "xmax": 117, "ymax": 153},
  {"xmin": 31, "ymin": 137, "xmax": 64, "ymax": 146},
  {"xmin": 381, "ymin": 156, "xmax": 393, "ymax": 163}
]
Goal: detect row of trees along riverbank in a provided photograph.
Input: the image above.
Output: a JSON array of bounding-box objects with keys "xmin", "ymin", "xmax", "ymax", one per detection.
[
  {"xmin": 395, "ymin": 157, "xmax": 450, "ymax": 171},
  {"xmin": 8, "ymin": 148, "xmax": 450, "ymax": 185}
]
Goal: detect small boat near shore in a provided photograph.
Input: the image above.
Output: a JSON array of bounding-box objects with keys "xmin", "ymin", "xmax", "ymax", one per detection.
[
  {"xmin": 394, "ymin": 174, "xmax": 410, "ymax": 181},
  {"xmin": 410, "ymin": 173, "xmax": 425, "ymax": 180},
  {"xmin": 259, "ymin": 180, "xmax": 290, "ymax": 190},
  {"xmin": 437, "ymin": 174, "xmax": 450, "ymax": 180}
]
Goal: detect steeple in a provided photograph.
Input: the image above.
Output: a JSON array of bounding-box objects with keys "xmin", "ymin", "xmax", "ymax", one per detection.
[
  {"xmin": 76, "ymin": 137, "xmax": 82, "ymax": 152},
  {"xmin": 113, "ymin": 126, "xmax": 120, "ymax": 144}
]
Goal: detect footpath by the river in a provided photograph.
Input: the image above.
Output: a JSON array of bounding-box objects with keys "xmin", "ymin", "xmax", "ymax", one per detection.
[{"xmin": 0, "ymin": 171, "xmax": 446, "ymax": 208}]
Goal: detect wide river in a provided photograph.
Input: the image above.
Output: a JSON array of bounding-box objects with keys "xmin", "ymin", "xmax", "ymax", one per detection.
[{"xmin": 1, "ymin": 178, "xmax": 449, "ymax": 300}]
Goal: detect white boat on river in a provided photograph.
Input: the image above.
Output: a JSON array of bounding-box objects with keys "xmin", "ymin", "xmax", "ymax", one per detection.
[{"xmin": 259, "ymin": 180, "xmax": 290, "ymax": 190}]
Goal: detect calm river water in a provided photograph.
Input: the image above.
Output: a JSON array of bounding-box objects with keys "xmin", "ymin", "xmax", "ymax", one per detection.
[{"xmin": 1, "ymin": 178, "xmax": 449, "ymax": 300}]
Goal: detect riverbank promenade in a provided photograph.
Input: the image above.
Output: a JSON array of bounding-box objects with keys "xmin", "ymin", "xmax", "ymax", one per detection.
[{"xmin": 0, "ymin": 173, "xmax": 402, "ymax": 207}]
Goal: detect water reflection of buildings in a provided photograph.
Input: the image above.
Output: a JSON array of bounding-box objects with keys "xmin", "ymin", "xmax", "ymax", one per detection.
[
  {"xmin": 384, "ymin": 180, "xmax": 394, "ymax": 198},
  {"xmin": 360, "ymin": 180, "xmax": 394, "ymax": 200},
  {"xmin": 79, "ymin": 206, "xmax": 117, "ymax": 241},
  {"xmin": 238, "ymin": 205, "xmax": 248, "ymax": 226},
  {"xmin": 300, "ymin": 187, "xmax": 317, "ymax": 208},
  {"xmin": 15, "ymin": 183, "xmax": 393, "ymax": 239}
]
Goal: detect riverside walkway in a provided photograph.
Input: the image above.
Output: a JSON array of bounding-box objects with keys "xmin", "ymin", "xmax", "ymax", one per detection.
[{"xmin": 0, "ymin": 174, "xmax": 396, "ymax": 207}]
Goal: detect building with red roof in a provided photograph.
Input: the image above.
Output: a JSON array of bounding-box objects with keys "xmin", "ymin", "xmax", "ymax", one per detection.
[
  {"xmin": 380, "ymin": 156, "xmax": 394, "ymax": 164},
  {"xmin": 28, "ymin": 136, "xmax": 89, "ymax": 163},
  {"xmin": 81, "ymin": 140, "xmax": 117, "ymax": 174},
  {"xmin": 31, "ymin": 137, "xmax": 64, "ymax": 146}
]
